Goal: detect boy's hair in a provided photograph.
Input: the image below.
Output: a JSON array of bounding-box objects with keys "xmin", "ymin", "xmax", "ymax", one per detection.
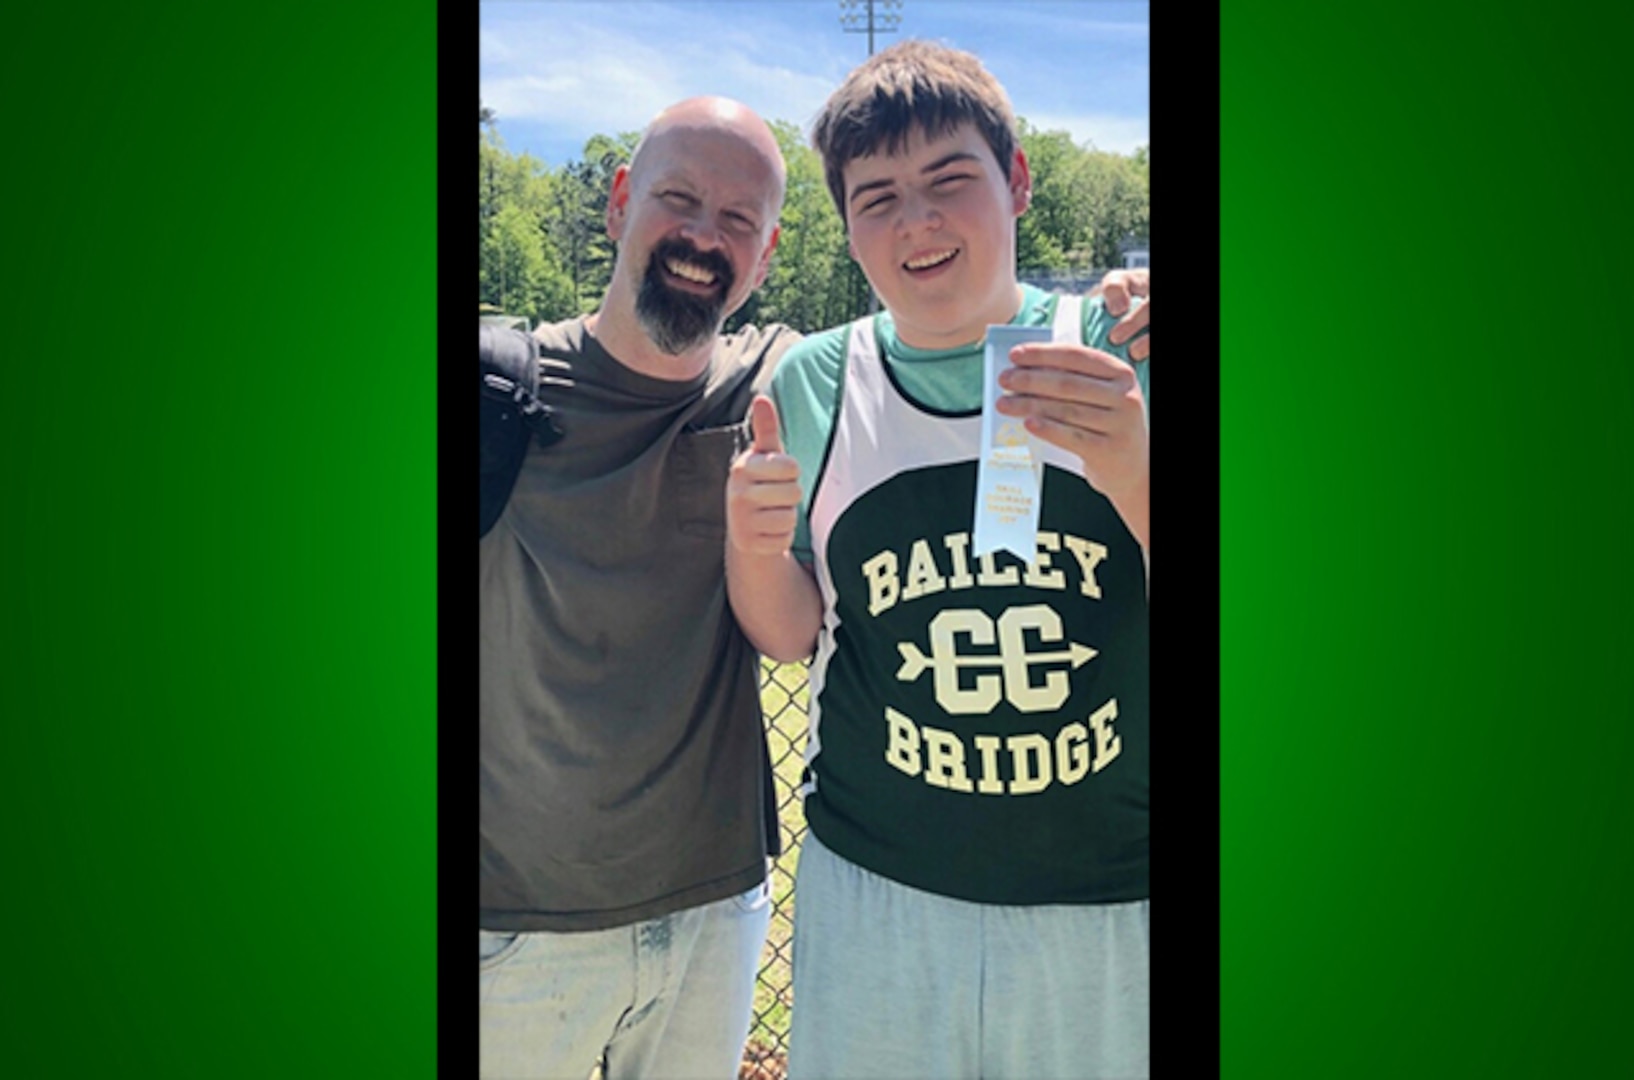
[{"xmin": 811, "ymin": 39, "xmax": 1019, "ymax": 227}]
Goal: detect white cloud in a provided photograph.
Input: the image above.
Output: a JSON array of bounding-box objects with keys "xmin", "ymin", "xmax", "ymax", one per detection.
[
  {"xmin": 1022, "ymin": 112, "xmax": 1150, "ymax": 156},
  {"xmin": 481, "ymin": 7, "xmax": 851, "ymax": 146},
  {"xmin": 479, "ymin": 2, "xmax": 1149, "ymax": 162}
]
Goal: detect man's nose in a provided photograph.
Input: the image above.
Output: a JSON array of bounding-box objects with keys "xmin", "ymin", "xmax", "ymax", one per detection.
[{"xmin": 678, "ymin": 215, "xmax": 726, "ymax": 251}]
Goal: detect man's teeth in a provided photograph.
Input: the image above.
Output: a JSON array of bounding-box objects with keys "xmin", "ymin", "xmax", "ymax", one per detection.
[
  {"xmin": 665, "ymin": 258, "xmax": 716, "ymax": 284},
  {"xmin": 904, "ymin": 249, "xmax": 957, "ymax": 270}
]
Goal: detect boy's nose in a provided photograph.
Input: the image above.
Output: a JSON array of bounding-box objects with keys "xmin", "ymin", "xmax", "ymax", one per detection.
[{"xmin": 895, "ymin": 191, "xmax": 943, "ymax": 234}]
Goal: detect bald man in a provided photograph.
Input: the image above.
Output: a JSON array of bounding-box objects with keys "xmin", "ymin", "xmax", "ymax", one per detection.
[{"xmin": 479, "ymin": 98, "xmax": 796, "ymax": 1080}]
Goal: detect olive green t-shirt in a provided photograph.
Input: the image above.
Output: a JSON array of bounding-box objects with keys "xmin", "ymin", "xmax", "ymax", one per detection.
[{"xmin": 479, "ymin": 317, "xmax": 797, "ymax": 932}]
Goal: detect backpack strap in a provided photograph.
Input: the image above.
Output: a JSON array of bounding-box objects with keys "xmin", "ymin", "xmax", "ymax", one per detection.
[{"xmin": 479, "ymin": 324, "xmax": 566, "ymax": 538}]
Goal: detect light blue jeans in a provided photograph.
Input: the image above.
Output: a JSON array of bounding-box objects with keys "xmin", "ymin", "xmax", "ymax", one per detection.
[
  {"xmin": 480, "ymin": 879, "xmax": 772, "ymax": 1080},
  {"xmin": 789, "ymin": 834, "xmax": 1149, "ymax": 1080}
]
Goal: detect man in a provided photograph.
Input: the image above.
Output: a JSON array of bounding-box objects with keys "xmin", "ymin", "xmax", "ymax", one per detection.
[
  {"xmin": 480, "ymin": 97, "xmax": 792, "ymax": 1080},
  {"xmin": 480, "ymin": 95, "xmax": 1152, "ymax": 1080},
  {"xmin": 725, "ymin": 42, "xmax": 1150, "ymax": 1078}
]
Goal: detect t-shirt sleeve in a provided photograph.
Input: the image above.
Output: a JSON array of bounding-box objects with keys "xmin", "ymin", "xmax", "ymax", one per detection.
[{"xmin": 767, "ymin": 327, "xmax": 849, "ymax": 565}]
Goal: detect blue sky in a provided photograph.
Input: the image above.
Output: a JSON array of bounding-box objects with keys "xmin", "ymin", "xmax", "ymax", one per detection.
[{"xmin": 479, "ymin": 0, "xmax": 1149, "ymax": 167}]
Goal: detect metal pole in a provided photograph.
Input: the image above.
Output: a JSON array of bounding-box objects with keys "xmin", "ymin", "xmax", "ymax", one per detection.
[
  {"xmin": 840, "ymin": 0, "xmax": 901, "ymax": 58},
  {"xmin": 839, "ymin": 1, "xmax": 902, "ymax": 313}
]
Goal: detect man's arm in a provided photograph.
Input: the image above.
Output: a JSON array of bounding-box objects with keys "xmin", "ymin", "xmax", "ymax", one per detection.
[{"xmin": 725, "ymin": 396, "xmax": 824, "ymax": 663}]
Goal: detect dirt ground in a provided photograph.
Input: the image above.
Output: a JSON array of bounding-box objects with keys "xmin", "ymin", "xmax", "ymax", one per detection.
[{"xmin": 739, "ymin": 1038, "xmax": 788, "ymax": 1080}]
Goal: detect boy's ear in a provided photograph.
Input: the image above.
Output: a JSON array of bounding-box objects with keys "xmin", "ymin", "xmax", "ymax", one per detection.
[
  {"xmin": 606, "ymin": 164, "xmax": 633, "ymax": 240},
  {"xmin": 1009, "ymin": 147, "xmax": 1032, "ymax": 216}
]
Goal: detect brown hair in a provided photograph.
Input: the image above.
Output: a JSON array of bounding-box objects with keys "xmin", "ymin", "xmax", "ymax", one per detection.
[{"xmin": 811, "ymin": 39, "xmax": 1018, "ymax": 226}]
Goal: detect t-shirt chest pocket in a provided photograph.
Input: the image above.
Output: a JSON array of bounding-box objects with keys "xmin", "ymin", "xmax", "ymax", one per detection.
[{"xmin": 671, "ymin": 423, "xmax": 745, "ymax": 540}]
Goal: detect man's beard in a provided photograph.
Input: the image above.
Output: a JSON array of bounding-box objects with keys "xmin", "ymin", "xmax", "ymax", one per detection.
[{"xmin": 636, "ymin": 238, "xmax": 736, "ymax": 356}]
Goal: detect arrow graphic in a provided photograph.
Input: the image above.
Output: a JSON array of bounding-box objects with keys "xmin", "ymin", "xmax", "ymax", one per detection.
[{"xmin": 895, "ymin": 640, "xmax": 1097, "ymax": 683}]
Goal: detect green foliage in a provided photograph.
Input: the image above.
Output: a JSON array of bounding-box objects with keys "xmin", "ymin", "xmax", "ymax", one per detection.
[
  {"xmin": 1016, "ymin": 117, "xmax": 1150, "ymax": 272},
  {"xmin": 480, "ymin": 128, "xmax": 577, "ymax": 324},
  {"xmin": 478, "ymin": 115, "xmax": 1148, "ymax": 331},
  {"xmin": 726, "ymin": 120, "xmax": 869, "ymax": 335},
  {"xmin": 548, "ymin": 132, "xmax": 636, "ymax": 316}
]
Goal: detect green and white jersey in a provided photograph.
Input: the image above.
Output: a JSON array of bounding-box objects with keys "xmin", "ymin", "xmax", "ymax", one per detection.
[{"xmin": 773, "ymin": 289, "xmax": 1149, "ymax": 905}]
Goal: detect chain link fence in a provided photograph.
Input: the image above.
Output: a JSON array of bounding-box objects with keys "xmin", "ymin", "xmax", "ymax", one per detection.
[{"xmin": 739, "ymin": 660, "xmax": 813, "ymax": 1080}]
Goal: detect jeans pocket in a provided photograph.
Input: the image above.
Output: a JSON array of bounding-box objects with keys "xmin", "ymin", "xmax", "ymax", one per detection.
[
  {"xmin": 732, "ymin": 877, "xmax": 772, "ymax": 914},
  {"xmin": 480, "ymin": 928, "xmax": 525, "ymax": 969}
]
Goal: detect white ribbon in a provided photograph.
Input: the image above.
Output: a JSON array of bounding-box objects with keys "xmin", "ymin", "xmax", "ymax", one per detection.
[{"xmin": 972, "ymin": 324, "xmax": 1052, "ymax": 560}]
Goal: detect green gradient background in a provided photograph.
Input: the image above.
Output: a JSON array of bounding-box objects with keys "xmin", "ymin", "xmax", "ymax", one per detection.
[
  {"xmin": 2, "ymin": 5, "xmax": 437, "ymax": 1076},
  {"xmin": 1223, "ymin": 3, "xmax": 1634, "ymax": 1077}
]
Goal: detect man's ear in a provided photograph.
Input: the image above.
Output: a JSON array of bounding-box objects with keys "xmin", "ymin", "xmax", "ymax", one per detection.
[
  {"xmin": 606, "ymin": 164, "xmax": 632, "ymax": 240},
  {"xmin": 1009, "ymin": 147, "xmax": 1032, "ymax": 216},
  {"xmin": 752, "ymin": 224, "xmax": 781, "ymax": 290}
]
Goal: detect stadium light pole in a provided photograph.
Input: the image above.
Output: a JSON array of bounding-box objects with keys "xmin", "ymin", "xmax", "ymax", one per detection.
[
  {"xmin": 839, "ymin": 1, "xmax": 902, "ymax": 312},
  {"xmin": 839, "ymin": 0, "xmax": 901, "ymax": 57}
]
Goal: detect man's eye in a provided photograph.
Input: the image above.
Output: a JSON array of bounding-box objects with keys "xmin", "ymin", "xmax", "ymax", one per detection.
[
  {"xmin": 861, "ymin": 193, "xmax": 895, "ymax": 214},
  {"xmin": 661, "ymin": 191, "xmax": 697, "ymax": 207},
  {"xmin": 933, "ymin": 174, "xmax": 972, "ymax": 189}
]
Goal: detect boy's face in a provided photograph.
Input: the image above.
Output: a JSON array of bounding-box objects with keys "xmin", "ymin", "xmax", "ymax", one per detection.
[{"xmin": 841, "ymin": 122, "xmax": 1029, "ymax": 350}]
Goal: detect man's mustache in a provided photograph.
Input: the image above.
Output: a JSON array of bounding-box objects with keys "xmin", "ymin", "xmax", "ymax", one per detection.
[{"xmin": 648, "ymin": 238, "xmax": 735, "ymax": 293}]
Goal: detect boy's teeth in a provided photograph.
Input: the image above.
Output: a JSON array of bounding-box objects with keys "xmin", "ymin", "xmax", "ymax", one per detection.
[
  {"xmin": 665, "ymin": 259, "xmax": 716, "ymax": 284},
  {"xmin": 905, "ymin": 249, "xmax": 957, "ymax": 270}
]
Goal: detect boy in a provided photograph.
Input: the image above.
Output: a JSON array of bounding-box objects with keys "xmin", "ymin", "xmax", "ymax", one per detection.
[{"xmin": 725, "ymin": 41, "xmax": 1150, "ymax": 1079}]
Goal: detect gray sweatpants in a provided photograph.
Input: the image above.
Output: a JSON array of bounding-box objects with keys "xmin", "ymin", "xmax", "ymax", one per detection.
[{"xmin": 788, "ymin": 833, "xmax": 1149, "ymax": 1080}]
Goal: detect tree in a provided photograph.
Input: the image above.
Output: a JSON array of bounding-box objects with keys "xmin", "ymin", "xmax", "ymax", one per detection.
[
  {"xmin": 1015, "ymin": 118, "xmax": 1151, "ymax": 272},
  {"xmin": 480, "ymin": 127, "xmax": 576, "ymax": 322},
  {"xmin": 728, "ymin": 120, "xmax": 865, "ymax": 335},
  {"xmin": 1103, "ymin": 146, "xmax": 1150, "ymax": 268},
  {"xmin": 550, "ymin": 132, "xmax": 637, "ymax": 313},
  {"xmin": 483, "ymin": 204, "xmax": 573, "ymax": 321},
  {"xmin": 478, "ymin": 116, "xmax": 1148, "ymax": 327},
  {"xmin": 1017, "ymin": 119, "xmax": 1099, "ymax": 272}
]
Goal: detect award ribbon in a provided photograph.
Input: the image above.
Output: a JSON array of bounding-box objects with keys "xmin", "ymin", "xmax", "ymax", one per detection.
[{"xmin": 972, "ymin": 324, "xmax": 1053, "ymax": 560}]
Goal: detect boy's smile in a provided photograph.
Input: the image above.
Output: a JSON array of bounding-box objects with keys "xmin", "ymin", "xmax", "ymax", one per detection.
[{"xmin": 902, "ymin": 246, "xmax": 960, "ymax": 277}]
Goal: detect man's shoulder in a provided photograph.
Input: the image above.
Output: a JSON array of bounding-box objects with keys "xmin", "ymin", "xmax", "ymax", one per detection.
[
  {"xmin": 697, "ymin": 321, "xmax": 792, "ymax": 398},
  {"xmin": 772, "ymin": 321, "xmax": 853, "ymax": 384},
  {"xmin": 718, "ymin": 321, "xmax": 804, "ymax": 368}
]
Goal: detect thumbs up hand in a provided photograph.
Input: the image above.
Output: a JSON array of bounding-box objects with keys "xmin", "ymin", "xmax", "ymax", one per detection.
[
  {"xmin": 749, "ymin": 394, "xmax": 783, "ymax": 455},
  {"xmin": 727, "ymin": 395, "xmax": 803, "ymax": 557}
]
